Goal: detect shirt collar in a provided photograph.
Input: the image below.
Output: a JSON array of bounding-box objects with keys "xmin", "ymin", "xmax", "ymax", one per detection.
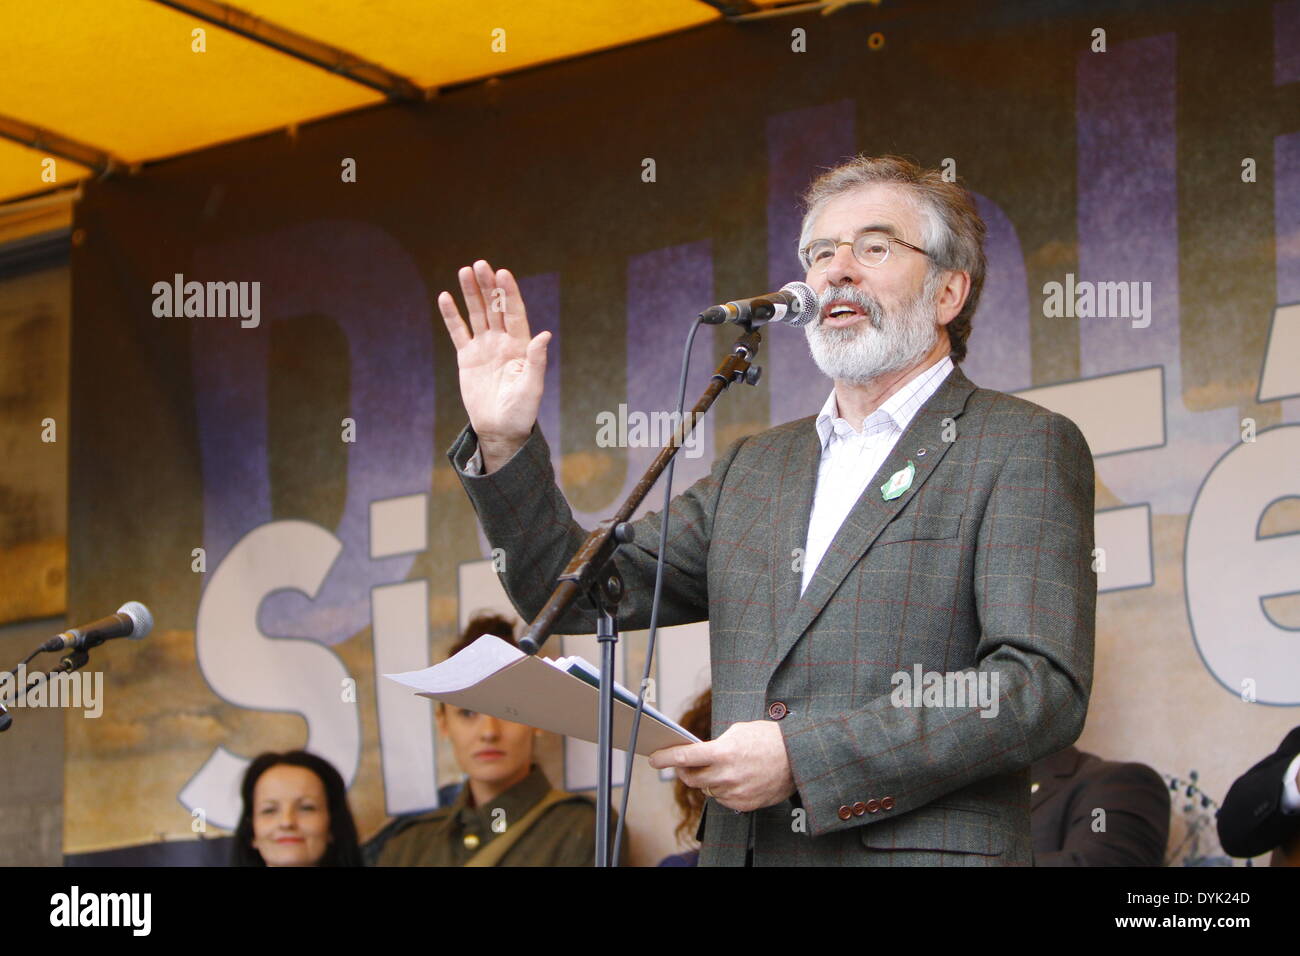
[{"xmin": 815, "ymin": 355, "xmax": 954, "ymax": 450}]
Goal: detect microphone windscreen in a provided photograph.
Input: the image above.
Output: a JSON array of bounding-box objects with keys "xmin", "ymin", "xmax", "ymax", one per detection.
[
  {"xmin": 118, "ymin": 601, "xmax": 154, "ymax": 639},
  {"xmin": 781, "ymin": 281, "xmax": 819, "ymax": 327}
]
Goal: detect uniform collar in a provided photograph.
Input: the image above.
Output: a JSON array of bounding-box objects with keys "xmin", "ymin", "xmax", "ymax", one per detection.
[
  {"xmin": 452, "ymin": 763, "xmax": 551, "ymax": 835},
  {"xmin": 814, "ymin": 355, "xmax": 954, "ymax": 451}
]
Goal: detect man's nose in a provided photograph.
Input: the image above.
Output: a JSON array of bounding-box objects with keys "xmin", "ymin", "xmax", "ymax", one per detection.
[{"xmin": 823, "ymin": 243, "xmax": 866, "ymax": 288}]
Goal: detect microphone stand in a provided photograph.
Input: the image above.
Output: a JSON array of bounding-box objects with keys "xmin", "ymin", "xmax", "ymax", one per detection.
[
  {"xmin": 518, "ymin": 324, "xmax": 764, "ymax": 866},
  {"xmin": 0, "ymin": 649, "xmax": 91, "ymax": 734},
  {"xmin": 0, "ymin": 647, "xmax": 42, "ymax": 734}
]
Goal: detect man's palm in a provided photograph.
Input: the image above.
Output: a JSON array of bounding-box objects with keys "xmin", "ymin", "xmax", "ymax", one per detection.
[{"xmin": 439, "ymin": 260, "xmax": 550, "ymax": 447}]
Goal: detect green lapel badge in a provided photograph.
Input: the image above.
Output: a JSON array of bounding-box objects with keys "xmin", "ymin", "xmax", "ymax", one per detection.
[{"xmin": 880, "ymin": 460, "xmax": 916, "ymax": 501}]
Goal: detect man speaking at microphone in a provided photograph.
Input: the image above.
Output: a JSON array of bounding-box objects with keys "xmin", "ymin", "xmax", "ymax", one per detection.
[{"xmin": 441, "ymin": 155, "xmax": 1096, "ymax": 866}]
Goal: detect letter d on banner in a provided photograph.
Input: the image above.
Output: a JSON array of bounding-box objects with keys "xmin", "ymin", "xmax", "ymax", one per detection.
[{"xmin": 181, "ymin": 521, "xmax": 360, "ymax": 830}]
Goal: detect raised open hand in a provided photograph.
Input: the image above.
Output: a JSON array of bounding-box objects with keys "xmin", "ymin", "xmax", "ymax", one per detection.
[{"xmin": 439, "ymin": 259, "xmax": 550, "ymax": 467}]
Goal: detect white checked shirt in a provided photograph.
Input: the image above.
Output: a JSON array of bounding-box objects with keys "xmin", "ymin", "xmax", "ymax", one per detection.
[{"xmin": 800, "ymin": 356, "xmax": 954, "ymax": 594}]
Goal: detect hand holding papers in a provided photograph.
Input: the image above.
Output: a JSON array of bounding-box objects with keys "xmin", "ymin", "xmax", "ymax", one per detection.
[{"xmin": 385, "ymin": 635, "xmax": 700, "ymax": 755}]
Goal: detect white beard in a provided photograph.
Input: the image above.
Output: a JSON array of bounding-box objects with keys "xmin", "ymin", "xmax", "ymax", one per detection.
[{"xmin": 804, "ymin": 279, "xmax": 941, "ymax": 386}]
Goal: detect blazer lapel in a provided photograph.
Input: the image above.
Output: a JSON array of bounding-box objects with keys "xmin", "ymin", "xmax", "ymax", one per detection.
[
  {"xmin": 767, "ymin": 417, "xmax": 823, "ymax": 661},
  {"xmin": 770, "ymin": 365, "xmax": 978, "ymax": 671}
]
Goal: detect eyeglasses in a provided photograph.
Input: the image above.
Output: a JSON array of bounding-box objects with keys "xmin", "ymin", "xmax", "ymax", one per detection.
[{"xmin": 800, "ymin": 232, "xmax": 930, "ymax": 272}]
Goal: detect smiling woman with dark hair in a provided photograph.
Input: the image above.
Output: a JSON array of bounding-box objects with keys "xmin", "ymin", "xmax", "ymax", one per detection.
[{"xmin": 232, "ymin": 750, "xmax": 363, "ymax": 867}]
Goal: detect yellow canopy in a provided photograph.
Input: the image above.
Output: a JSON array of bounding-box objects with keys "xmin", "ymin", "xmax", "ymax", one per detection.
[{"xmin": 0, "ymin": 0, "xmax": 761, "ymax": 221}]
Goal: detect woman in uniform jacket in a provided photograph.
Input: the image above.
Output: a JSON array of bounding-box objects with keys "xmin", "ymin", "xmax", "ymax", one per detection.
[{"xmin": 371, "ymin": 612, "xmax": 620, "ymax": 866}]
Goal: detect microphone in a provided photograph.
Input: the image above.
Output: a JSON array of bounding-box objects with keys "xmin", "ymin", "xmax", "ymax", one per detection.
[
  {"xmin": 41, "ymin": 602, "xmax": 153, "ymax": 652},
  {"xmin": 699, "ymin": 281, "xmax": 819, "ymax": 327}
]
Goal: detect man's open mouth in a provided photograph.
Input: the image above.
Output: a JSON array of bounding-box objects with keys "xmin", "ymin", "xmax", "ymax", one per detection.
[{"xmin": 822, "ymin": 301, "xmax": 870, "ymax": 325}]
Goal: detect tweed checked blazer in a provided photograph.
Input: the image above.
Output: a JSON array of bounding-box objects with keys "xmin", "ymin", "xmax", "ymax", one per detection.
[{"xmin": 447, "ymin": 364, "xmax": 1096, "ymax": 866}]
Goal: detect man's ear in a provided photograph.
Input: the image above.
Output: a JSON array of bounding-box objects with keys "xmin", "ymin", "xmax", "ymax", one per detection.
[{"xmin": 936, "ymin": 270, "xmax": 971, "ymax": 327}]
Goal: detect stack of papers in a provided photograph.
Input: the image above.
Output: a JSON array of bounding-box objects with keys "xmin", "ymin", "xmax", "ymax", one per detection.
[{"xmin": 385, "ymin": 635, "xmax": 700, "ymax": 755}]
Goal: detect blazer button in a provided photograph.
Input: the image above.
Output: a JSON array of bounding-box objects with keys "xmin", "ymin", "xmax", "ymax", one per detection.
[
  {"xmin": 865, "ymin": 798, "xmax": 880, "ymax": 813},
  {"xmin": 880, "ymin": 796, "xmax": 895, "ymax": 811},
  {"xmin": 767, "ymin": 701, "xmax": 788, "ymax": 720},
  {"xmin": 837, "ymin": 805, "xmax": 853, "ymax": 821},
  {"xmin": 851, "ymin": 801, "xmax": 867, "ymax": 816}
]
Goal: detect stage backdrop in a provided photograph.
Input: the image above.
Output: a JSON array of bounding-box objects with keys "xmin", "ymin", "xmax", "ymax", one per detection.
[{"xmin": 67, "ymin": 0, "xmax": 1300, "ymax": 864}]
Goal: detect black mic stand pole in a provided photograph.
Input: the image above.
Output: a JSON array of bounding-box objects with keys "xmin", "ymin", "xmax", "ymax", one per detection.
[
  {"xmin": 1, "ymin": 649, "xmax": 91, "ymax": 734},
  {"xmin": 517, "ymin": 324, "xmax": 763, "ymax": 867},
  {"xmin": 0, "ymin": 647, "xmax": 44, "ymax": 734}
]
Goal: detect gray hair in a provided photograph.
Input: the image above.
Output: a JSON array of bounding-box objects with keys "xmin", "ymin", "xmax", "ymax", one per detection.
[{"xmin": 797, "ymin": 155, "xmax": 987, "ymax": 363}]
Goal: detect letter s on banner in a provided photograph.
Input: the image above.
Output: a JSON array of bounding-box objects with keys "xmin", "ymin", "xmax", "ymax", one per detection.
[{"xmin": 180, "ymin": 521, "xmax": 360, "ymax": 830}]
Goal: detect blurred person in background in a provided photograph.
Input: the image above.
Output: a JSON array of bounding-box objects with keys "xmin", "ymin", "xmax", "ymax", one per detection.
[
  {"xmin": 658, "ymin": 687, "xmax": 712, "ymax": 867},
  {"xmin": 232, "ymin": 750, "xmax": 363, "ymax": 866},
  {"xmin": 1218, "ymin": 726, "xmax": 1300, "ymax": 864},
  {"xmin": 1029, "ymin": 745, "xmax": 1169, "ymax": 866},
  {"xmin": 372, "ymin": 612, "xmax": 622, "ymax": 866}
]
